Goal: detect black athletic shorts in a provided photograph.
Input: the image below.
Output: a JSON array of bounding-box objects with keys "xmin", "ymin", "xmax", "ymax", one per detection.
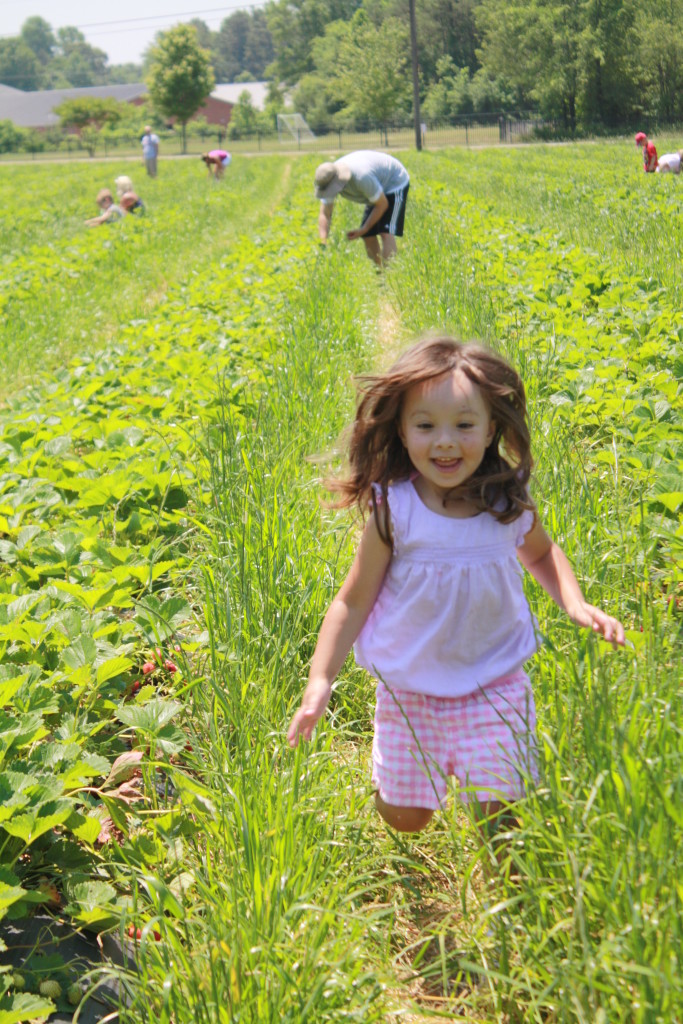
[{"xmin": 362, "ymin": 183, "xmax": 409, "ymax": 237}]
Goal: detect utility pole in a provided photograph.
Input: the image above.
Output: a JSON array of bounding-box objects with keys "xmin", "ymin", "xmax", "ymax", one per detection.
[{"xmin": 408, "ymin": 0, "xmax": 422, "ymax": 151}]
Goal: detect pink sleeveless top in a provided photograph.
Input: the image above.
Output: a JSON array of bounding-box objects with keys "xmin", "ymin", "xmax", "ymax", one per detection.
[{"xmin": 354, "ymin": 479, "xmax": 539, "ymax": 697}]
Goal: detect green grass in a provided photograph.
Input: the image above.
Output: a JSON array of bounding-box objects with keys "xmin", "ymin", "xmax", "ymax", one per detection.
[
  {"xmin": 0, "ymin": 144, "xmax": 680, "ymax": 1023},
  {"xmin": 0, "ymin": 157, "xmax": 292, "ymax": 396}
]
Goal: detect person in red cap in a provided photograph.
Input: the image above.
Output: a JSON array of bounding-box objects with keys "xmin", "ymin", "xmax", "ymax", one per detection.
[{"xmin": 635, "ymin": 132, "xmax": 658, "ymax": 172}]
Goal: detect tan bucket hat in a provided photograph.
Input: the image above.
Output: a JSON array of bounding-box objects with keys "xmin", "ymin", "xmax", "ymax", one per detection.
[{"xmin": 314, "ymin": 160, "xmax": 352, "ymax": 200}]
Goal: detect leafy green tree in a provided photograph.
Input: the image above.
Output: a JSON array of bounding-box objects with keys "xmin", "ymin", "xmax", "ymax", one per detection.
[
  {"xmin": 422, "ymin": 56, "xmax": 473, "ymax": 119},
  {"xmin": 146, "ymin": 24, "xmax": 215, "ymax": 152},
  {"xmin": 636, "ymin": 1, "xmax": 683, "ymax": 122},
  {"xmin": 187, "ymin": 18, "xmax": 215, "ymax": 51},
  {"xmin": 334, "ymin": 11, "xmax": 411, "ymax": 135},
  {"xmin": 20, "ymin": 16, "xmax": 56, "ymax": 67},
  {"xmin": 293, "ymin": 19, "xmax": 352, "ymax": 129},
  {"xmin": 359, "ymin": 0, "xmax": 481, "ymax": 82},
  {"xmin": 242, "ymin": 11, "xmax": 276, "ymax": 79},
  {"xmin": 0, "ymin": 38, "xmax": 41, "ymax": 90},
  {"xmin": 0, "ymin": 120, "xmax": 27, "ymax": 153},
  {"xmin": 469, "ymin": 67, "xmax": 519, "ymax": 113},
  {"xmin": 266, "ymin": 0, "xmax": 362, "ymax": 84},
  {"xmin": 410, "ymin": 0, "xmax": 481, "ymax": 82},
  {"xmin": 227, "ymin": 90, "xmax": 259, "ymax": 138},
  {"xmin": 578, "ymin": 0, "xmax": 641, "ymax": 127},
  {"xmin": 261, "ymin": 81, "xmax": 286, "ymax": 129},
  {"xmin": 55, "ymin": 97, "xmax": 124, "ymax": 131},
  {"xmin": 106, "ymin": 62, "xmax": 144, "ymax": 85},
  {"xmin": 475, "ymin": 0, "xmax": 659, "ymax": 130},
  {"xmin": 476, "ymin": 0, "xmax": 581, "ymax": 128},
  {"xmin": 55, "ymin": 97, "xmax": 125, "ymax": 156},
  {"xmin": 50, "ymin": 27, "xmax": 108, "ymax": 87},
  {"xmin": 213, "ymin": 10, "xmax": 274, "ymax": 81}
]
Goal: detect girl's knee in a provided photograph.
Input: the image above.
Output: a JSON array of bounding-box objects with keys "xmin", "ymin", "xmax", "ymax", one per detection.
[{"xmin": 375, "ymin": 793, "xmax": 434, "ymax": 832}]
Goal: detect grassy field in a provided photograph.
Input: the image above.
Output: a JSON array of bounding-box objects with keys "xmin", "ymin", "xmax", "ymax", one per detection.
[{"xmin": 0, "ymin": 143, "xmax": 680, "ymax": 1023}]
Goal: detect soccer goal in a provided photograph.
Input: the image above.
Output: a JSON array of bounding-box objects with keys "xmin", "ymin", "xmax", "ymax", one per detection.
[{"xmin": 277, "ymin": 113, "xmax": 316, "ymax": 144}]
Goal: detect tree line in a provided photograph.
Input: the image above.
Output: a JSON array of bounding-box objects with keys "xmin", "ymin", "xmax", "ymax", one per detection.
[{"xmin": 2, "ymin": 1, "xmax": 682, "ymax": 133}]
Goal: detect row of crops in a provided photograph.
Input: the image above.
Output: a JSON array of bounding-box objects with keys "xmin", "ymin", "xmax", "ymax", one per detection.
[{"xmin": 0, "ymin": 147, "xmax": 681, "ymax": 1022}]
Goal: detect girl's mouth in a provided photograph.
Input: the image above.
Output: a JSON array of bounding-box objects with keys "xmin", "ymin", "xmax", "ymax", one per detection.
[{"xmin": 432, "ymin": 457, "xmax": 462, "ymax": 471}]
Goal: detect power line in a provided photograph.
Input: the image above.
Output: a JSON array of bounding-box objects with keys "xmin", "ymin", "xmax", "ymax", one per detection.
[
  {"xmin": 85, "ymin": 15, "xmax": 244, "ymax": 40},
  {"xmin": 76, "ymin": 3, "xmax": 260, "ymax": 30},
  {"xmin": 0, "ymin": 1, "xmax": 265, "ymax": 43}
]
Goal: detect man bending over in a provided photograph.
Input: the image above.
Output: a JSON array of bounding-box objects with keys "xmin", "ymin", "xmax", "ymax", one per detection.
[{"xmin": 314, "ymin": 151, "xmax": 410, "ymax": 267}]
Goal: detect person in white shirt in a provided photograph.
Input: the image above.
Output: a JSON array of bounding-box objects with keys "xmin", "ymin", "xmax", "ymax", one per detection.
[
  {"xmin": 314, "ymin": 151, "xmax": 410, "ymax": 267},
  {"xmin": 655, "ymin": 150, "xmax": 682, "ymax": 174},
  {"xmin": 141, "ymin": 126, "xmax": 160, "ymax": 178}
]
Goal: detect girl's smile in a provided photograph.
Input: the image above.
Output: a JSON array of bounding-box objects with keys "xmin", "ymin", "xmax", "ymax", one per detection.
[{"xmin": 399, "ymin": 370, "xmax": 496, "ymax": 502}]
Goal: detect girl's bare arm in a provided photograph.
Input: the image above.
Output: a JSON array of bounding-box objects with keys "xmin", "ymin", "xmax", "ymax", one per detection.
[
  {"xmin": 518, "ymin": 518, "xmax": 625, "ymax": 647},
  {"xmin": 288, "ymin": 514, "xmax": 392, "ymax": 746}
]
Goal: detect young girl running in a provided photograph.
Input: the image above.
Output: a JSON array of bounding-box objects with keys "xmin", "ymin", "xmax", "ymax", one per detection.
[{"xmin": 288, "ymin": 337, "xmax": 625, "ymax": 834}]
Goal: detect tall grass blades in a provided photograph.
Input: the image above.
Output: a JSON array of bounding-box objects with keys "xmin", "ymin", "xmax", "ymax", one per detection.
[{"xmin": 0, "ymin": 145, "xmax": 680, "ymax": 1023}]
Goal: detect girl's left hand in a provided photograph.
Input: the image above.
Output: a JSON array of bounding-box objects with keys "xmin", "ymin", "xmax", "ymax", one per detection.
[
  {"xmin": 569, "ymin": 601, "xmax": 626, "ymax": 648},
  {"xmin": 346, "ymin": 229, "xmax": 363, "ymax": 240},
  {"xmin": 287, "ymin": 677, "xmax": 333, "ymax": 747}
]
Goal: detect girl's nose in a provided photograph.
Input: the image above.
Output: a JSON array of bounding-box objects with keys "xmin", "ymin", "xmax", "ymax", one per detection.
[{"xmin": 435, "ymin": 430, "xmax": 457, "ymax": 449}]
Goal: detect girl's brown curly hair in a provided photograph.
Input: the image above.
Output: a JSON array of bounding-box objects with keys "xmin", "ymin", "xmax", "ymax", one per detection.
[{"xmin": 328, "ymin": 336, "xmax": 534, "ymax": 541}]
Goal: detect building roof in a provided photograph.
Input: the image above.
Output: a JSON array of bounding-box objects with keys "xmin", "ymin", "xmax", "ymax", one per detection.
[
  {"xmin": 0, "ymin": 83, "xmax": 147, "ymax": 128},
  {"xmin": 211, "ymin": 82, "xmax": 269, "ymax": 110},
  {"xmin": 0, "ymin": 81, "xmax": 259, "ymax": 130}
]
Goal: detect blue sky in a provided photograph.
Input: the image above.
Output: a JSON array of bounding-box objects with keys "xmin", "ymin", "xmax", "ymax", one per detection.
[{"xmin": 0, "ymin": 2, "xmax": 263, "ymax": 66}]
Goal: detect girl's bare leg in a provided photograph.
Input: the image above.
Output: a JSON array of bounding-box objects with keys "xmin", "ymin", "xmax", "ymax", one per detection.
[{"xmin": 375, "ymin": 793, "xmax": 434, "ymax": 832}]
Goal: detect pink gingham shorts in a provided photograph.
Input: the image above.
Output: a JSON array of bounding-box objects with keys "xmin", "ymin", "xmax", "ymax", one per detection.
[{"xmin": 372, "ymin": 670, "xmax": 537, "ymax": 809}]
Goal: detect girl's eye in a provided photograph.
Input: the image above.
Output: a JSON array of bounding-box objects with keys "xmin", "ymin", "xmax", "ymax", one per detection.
[
  {"xmin": 416, "ymin": 422, "xmax": 432, "ymax": 430},
  {"xmin": 458, "ymin": 422, "xmax": 473, "ymax": 430}
]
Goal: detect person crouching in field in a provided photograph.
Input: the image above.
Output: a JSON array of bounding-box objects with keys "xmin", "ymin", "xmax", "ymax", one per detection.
[
  {"xmin": 201, "ymin": 150, "xmax": 232, "ymax": 179},
  {"xmin": 635, "ymin": 132, "xmax": 658, "ymax": 172},
  {"xmin": 288, "ymin": 336, "xmax": 624, "ymax": 859},
  {"xmin": 314, "ymin": 151, "xmax": 410, "ymax": 268},
  {"xmin": 656, "ymin": 150, "xmax": 683, "ymax": 174},
  {"xmin": 115, "ymin": 175, "xmax": 134, "ymax": 198},
  {"xmin": 85, "ymin": 188, "xmax": 124, "ymax": 226},
  {"xmin": 120, "ymin": 191, "xmax": 145, "ymax": 215}
]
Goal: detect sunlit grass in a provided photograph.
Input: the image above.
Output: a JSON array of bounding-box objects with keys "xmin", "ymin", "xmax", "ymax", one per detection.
[
  {"xmin": 2, "ymin": 146, "xmax": 680, "ymax": 1022},
  {"xmin": 0, "ymin": 157, "xmax": 293, "ymax": 397}
]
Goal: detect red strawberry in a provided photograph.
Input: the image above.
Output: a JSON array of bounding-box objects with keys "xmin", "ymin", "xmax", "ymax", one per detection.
[
  {"xmin": 142, "ymin": 661, "xmax": 156, "ymax": 675},
  {"xmin": 164, "ymin": 660, "xmax": 178, "ymax": 673}
]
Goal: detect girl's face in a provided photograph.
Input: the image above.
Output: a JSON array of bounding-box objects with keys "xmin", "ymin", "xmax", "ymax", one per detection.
[{"xmin": 399, "ymin": 370, "xmax": 495, "ymax": 498}]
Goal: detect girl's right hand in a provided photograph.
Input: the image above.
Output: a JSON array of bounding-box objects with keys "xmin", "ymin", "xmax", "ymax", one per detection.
[{"xmin": 287, "ymin": 678, "xmax": 332, "ymax": 747}]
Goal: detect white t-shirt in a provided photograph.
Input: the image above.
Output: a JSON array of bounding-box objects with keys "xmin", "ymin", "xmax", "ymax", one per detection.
[
  {"xmin": 141, "ymin": 133, "xmax": 159, "ymax": 158},
  {"xmin": 323, "ymin": 151, "xmax": 410, "ymax": 205},
  {"xmin": 655, "ymin": 152, "xmax": 681, "ymax": 173}
]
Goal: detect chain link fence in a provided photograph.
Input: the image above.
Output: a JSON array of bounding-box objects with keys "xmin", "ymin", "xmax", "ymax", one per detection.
[{"xmin": 0, "ymin": 113, "xmax": 555, "ymax": 162}]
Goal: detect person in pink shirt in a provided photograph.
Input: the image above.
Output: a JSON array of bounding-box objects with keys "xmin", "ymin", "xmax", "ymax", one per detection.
[
  {"xmin": 201, "ymin": 149, "xmax": 232, "ymax": 179},
  {"xmin": 635, "ymin": 132, "xmax": 658, "ymax": 172},
  {"xmin": 288, "ymin": 337, "xmax": 624, "ymax": 849}
]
